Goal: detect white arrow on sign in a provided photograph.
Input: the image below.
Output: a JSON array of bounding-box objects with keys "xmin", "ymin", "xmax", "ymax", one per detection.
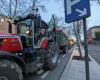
[{"xmin": 76, "ymin": 8, "xmax": 87, "ymax": 17}]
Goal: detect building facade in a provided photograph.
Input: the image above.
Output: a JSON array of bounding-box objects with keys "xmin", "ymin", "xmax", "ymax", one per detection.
[
  {"xmin": 0, "ymin": 16, "xmax": 16, "ymax": 34},
  {"xmin": 87, "ymin": 26, "xmax": 100, "ymax": 44}
]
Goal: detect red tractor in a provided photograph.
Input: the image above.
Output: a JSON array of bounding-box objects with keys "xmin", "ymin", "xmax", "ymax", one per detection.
[{"xmin": 0, "ymin": 14, "xmax": 59, "ymax": 80}]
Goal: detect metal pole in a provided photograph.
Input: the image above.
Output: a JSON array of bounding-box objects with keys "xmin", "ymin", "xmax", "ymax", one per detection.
[
  {"xmin": 32, "ymin": 18, "xmax": 34, "ymax": 47},
  {"xmin": 53, "ymin": 15, "xmax": 56, "ymax": 42},
  {"xmin": 32, "ymin": 0, "xmax": 35, "ymax": 47},
  {"xmin": 83, "ymin": 18, "xmax": 90, "ymax": 80},
  {"xmin": 73, "ymin": 22, "xmax": 82, "ymax": 57}
]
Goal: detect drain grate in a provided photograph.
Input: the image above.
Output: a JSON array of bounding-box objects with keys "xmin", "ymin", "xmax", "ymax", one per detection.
[{"xmin": 73, "ymin": 56, "xmax": 91, "ymax": 61}]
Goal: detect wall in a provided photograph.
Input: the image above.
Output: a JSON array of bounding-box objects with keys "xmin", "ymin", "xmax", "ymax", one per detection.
[{"xmin": 0, "ymin": 16, "xmax": 16, "ymax": 34}]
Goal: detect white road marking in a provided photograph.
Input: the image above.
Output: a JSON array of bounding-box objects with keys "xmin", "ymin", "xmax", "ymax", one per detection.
[
  {"xmin": 62, "ymin": 54, "xmax": 66, "ymax": 58},
  {"xmin": 37, "ymin": 69, "xmax": 44, "ymax": 75},
  {"xmin": 41, "ymin": 71, "xmax": 50, "ymax": 79}
]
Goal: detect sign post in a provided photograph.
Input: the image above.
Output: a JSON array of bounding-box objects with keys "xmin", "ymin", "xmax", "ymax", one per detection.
[
  {"xmin": 83, "ymin": 18, "xmax": 90, "ymax": 80},
  {"xmin": 64, "ymin": 0, "xmax": 91, "ymax": 80}
]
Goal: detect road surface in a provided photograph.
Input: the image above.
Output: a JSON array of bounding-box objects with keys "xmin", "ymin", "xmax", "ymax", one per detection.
[
  {"xmin": 88, "ymin": 45, "xmax": 100, "ymax": 65},
  {"xmin": 25, "ymin": 49, "xmax": 73, "ymax": 80}
]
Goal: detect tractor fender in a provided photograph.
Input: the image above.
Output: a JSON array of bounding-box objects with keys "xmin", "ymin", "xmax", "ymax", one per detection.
[
  {"xmin": 0, "ymin": 51, "xmax": 28, "ymax": 76},
  {"xmin": 40, "ymin": 37, "xmax": 49, "ymax": 49},
  {"xmin": 35, "ymin": 38, "xmax": 54, "ymax": 49}
]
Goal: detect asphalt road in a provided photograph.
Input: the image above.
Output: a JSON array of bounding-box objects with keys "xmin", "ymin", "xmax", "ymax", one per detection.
[
  {"xmin": 25, "ymin": 49, "xmax": 73, "ymax": 80},
  {"xmin": 88, "ymin": 44, "xmax": 100, "ymax": 65}
]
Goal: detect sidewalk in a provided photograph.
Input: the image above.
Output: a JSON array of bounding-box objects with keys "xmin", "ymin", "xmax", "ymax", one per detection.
[{"xmin": 60, "ymin": 47, "xmax": 100, "ymax": 80}]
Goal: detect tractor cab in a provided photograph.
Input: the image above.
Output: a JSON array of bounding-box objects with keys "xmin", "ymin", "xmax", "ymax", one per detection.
[
  {"xmin": 0, "ymin": 14, "xmax": 49, "ymax": 53},
  {"xmin": 14, "ymin": 14, "xmax": 49, "ymax": 50}
]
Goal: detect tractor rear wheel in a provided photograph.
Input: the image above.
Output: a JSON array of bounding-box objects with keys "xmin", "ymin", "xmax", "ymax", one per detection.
[{"xmin": 0, "ymin": 59, "xmax": 23, "ymax": 80}]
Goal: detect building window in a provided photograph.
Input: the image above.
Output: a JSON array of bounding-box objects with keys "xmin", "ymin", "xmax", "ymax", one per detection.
[{"xmin": 0, "ymin": 18, "xmax": 5, "ymax": 23}]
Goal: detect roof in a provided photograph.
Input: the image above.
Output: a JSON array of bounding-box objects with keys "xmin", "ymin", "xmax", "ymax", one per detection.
[
  {"xmin": 0, "ymin": 14, "xmax": 11, "ymax": 20},
  {"xmin": 14, "ymin": 14, "xmax": 49, "ymax": 29},
  {"xmin": 88, "ymin": 26, "xmax": 100, "ymax": 31}
]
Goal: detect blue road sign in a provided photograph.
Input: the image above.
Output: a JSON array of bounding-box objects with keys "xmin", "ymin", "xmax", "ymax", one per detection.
[{"xmin": 64, "ymin": 0, "xmax": 91, "ymax": 23}]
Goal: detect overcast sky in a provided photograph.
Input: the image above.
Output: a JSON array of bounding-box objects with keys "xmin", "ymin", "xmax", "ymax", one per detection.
[
  {"xmin": 88, "ymin": 2, "xmax": 100, "ymax": 28},
  {"xmin": 40, "ymin": 0, "xmax": 100, "ymax": 29}
]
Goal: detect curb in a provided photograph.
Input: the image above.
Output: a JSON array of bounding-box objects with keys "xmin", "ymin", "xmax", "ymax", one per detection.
[{"xmin": 59, "ymin": 47, "xmax": 75, "ymax": 80}]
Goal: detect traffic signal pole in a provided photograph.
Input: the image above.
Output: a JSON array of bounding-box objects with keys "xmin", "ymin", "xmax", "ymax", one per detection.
[{"xmin": 83, "ymin": 18, "xmax": 90, "ymax": 80}]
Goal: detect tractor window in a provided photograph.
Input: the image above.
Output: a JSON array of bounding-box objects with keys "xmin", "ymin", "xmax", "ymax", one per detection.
[
  {"xmin": 17, "ymin": 19, "xmax": 32, "ymax": 37},
  {"xmin": 16, "ymin": 19, "xmax": 33, "ymax": 47}
]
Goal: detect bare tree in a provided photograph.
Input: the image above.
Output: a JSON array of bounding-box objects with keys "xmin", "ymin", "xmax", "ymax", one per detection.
[
  {"xmin": 0, "ymin": 0, "xmax": 31, "ymax": 17},
  {"xmin": 0, "ymin": 0, "xmax": 47, "ymax": 18},
  {"xmin": 91, "ymin": 0, "xmax": 100, "ymax": 4}
]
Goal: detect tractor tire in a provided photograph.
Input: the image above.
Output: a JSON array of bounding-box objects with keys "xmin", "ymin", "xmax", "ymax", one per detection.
[
  {"xmin": 44, "ymin": 43, "xmax": 59, "ymax": 70},
  {"xmin": 0, "ymin": 59, "xmax": 23, "ymax": 80},
  {"xmin": 62, "ymin": 47, "xmax": 66, "ymax": 54}
]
